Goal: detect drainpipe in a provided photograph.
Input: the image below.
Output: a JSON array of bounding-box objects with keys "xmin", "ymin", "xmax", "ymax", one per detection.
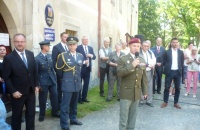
[
  {"xmin": 98, "ymin": 0, "xmax": 101, "ymax": 77},
  {"xmin": 130, "ymin": 0, "xmax": 132, "ymax": 35}
]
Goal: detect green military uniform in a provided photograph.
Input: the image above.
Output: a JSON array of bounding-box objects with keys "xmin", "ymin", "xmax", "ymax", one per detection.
[{"xmin": 117, "ymin": 53, "xmax": 148, "ymax": 130}]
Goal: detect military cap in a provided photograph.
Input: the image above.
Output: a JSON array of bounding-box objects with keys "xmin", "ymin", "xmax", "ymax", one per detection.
[
  {"xmin": 66, "ymin": 36, "xmax": 79, "ymax": 44},
  {"xmin": 129, "ymin": 38, "xmax": 141, "ymax": 44},
  {"xmin": 39, "ymin": 41, "xmax": 51, "ymax": 46}
]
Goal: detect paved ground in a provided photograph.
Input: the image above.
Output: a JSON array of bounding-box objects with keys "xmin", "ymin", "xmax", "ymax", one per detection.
[{"xmin": 19, "ymin": 84, "xmax": 200, "ymax": 130}]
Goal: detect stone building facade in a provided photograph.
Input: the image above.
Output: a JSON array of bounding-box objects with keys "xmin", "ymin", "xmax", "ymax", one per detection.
[{"xmin": 0, "ymin": 0, "xmax": 138, "ymax": 85}]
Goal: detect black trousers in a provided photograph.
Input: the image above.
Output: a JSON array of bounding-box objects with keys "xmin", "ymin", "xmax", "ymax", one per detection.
[
  {"xmin": 153, "ymin": 66, "xmax": 163, "ymax": 92},
  {"xmin": 99, "ymin": 66, "xmax": 109, "ymax": 94},
  {"xmin": 11, "ymin": 89, "xmax": 35, "ymax": 130},
  {"xmin": 57, "ymin": 76, "xmax": 62, "ymax": 110},
  {"xmin": 79, "ymin": 66, "xmax": 91, "ymax": 101},
  {"xmin": 39, "ymin": 84, "xmax": 58, "ymax": 118},
  {"xmin": 163, "ymin": 70, "xmax": 181, "ymax": 104}
]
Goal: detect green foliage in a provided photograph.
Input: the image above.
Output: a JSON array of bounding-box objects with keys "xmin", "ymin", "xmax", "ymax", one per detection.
[
  {"xmin": 138, "ymin": 0, "xmax": 161, "ymax": 46},
  {"xmin": 138, "ymin": 0, "xmax": 200, "ymax": 48},
  {"xmin": 159, "ymin": 0, "xmax": 200, "ymax": 48}
]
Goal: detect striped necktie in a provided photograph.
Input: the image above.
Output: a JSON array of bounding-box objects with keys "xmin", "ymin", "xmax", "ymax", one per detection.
[{"xmin": 21, "ymin": 52, "xmax": 28, "ymax": 68}]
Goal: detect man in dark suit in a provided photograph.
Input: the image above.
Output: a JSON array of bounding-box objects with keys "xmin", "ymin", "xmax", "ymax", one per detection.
[
  {"xmin": 151, "ymin": 37, "xmax": 166, "ymax": 94},
  {"xmin": 161, "ymin": 38, "xmax": 184, "ymax": 109},
  {"xmin": 2, "ymin": 33, "xmax": 39, "ymax": 130},
  {"xmin": 76, "ymin": 36, "xmax": 96, "ymax": 103},
  {"xmin": 52, "ymin": 32, "xmax": 68, "ymax": 109},
  {"xmin": 56, "ymin": 36, "xmax": 83, "ymax": 130},
  {"xmin": 35, "ymin": 41, "xmax": 59, "ymax": 122}
]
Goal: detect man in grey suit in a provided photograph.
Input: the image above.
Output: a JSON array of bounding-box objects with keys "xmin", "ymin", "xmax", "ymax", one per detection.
[
  {"xmin": 52, "ymin": 32, "xmax": 68, "ymax": 109},
  {"xmin": 56, "ymin": 36, "xmax": 83, "ymax": 130},
  {"xmin": 35, "ymin": 41, "xmax": 59, "ymax": 122}
]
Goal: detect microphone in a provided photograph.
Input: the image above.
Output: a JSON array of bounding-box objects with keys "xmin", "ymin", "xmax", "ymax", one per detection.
[
  {"xmin": 135, "ymin": 52, "xmax": 139, "ymax": 58},
  {"xmin": 135, "ymin": 52, "xmax": 139, "ymax": 68}
]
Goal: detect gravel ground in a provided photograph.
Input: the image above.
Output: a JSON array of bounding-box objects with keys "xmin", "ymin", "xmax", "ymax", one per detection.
[{"xmin": 21, "ymin": 84, "xmax": 200, "ymax": 130}]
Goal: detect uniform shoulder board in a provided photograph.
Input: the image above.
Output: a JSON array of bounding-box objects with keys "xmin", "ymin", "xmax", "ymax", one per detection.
[
  {"xmin": 60, "ymin": 52, "xmax": 67, "ymax": 55},
  {"xmin": 120, "ymin": 55, "xmax": 126, "ymax": 58},
  {"xmin": 78, "ymin": 52, "xmax": 83, "ymax": 55}
]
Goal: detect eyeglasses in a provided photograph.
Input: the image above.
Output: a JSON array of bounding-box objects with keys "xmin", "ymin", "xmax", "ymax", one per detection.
[{"xmin": 14, "ymin": 41, "xmax": 26, "ymax": 43}]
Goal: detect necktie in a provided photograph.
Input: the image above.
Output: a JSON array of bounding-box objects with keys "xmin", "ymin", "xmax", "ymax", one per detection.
[
  {"xmin": 157, "ymin": 47, "xmax": 160, "ymax": 53},
  {"xmin": 45, "ymin": 55, "xmax": 48, "ymax": 61},
  {"xmin": 85, "ymin": 46, "xmax": 88, "ymax": 54},
  {"xmin": 85, "ymin": 46, "xmax": 89, "ymax": 67},
  {"xmin": 21, "ymin": 52, "xmax": 28, "ymax": 68},
  {"xmin": 65, "ymin": 45, "xmax": 68, "ymax": 52},
  {"xmin": 73, "ymin": 54, "xmax": 76, "ymax": 61},
  {"xmin": 146, "ymin": 52, "xmax": 148, "ymax": 64}
]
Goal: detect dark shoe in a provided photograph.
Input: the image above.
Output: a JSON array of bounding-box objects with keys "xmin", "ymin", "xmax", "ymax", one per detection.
[
  {"xmin": 52, "ymin": 113, "xmax": 60, "ymax": 118},
  {"xmin": 78, "ymin": 100, "xmax": 84, "ymax": 104},
  {"xmin": 82, "ymin": 99, "xmax": 90, "ymax": 102},
  {"xmin": 146, "ymin": 102, "xmax": 154, "ymax": 107},
  {"xmin": 70, "ymin": 120, "xmax": 83, "ymax": 125},
  {"xmin": 157, "ymin": 91, "xmax": 161, "ymax": 94},
  {"xmin": 62, "ymin": 128, "xmax": 70, "ymax": 130},
  {"xmin": 117, "ymin": 98, "xmax": 120, "ymax": 101},
  {"xmin": 139, "ymin": 102, "xmax": 143, "ymax": 107},
  {"xmin": 100, "ymin": 93, "xmax": 105, "ymax": 97},
  {"xmin": 161, "ymin": 102, "xmax": 168, "ymax": 108},
  {"xmin": 106, "ymin": 99, "xmax": 111, "ymax": 102},
  {"xmin": 39, "ymin": 117, "xmax": 44, "ymax": 122},
  {"xmin": 153, "ymin": 91, "xmax": 155, "ymax": 94},
  {"xmin": 174, "ymin": 103, "xmax": 181, "ymax": 109}
]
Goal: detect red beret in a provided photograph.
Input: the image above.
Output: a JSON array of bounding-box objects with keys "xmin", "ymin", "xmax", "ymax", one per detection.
[{"xmin": 129, "ymin": 38, "xmax": 141, "ymax": 44}]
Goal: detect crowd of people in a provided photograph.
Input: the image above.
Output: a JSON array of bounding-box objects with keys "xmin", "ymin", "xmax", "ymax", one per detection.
[{"xmin": 0, "ymin": 32, "xmax": 199, "ymax": 130}]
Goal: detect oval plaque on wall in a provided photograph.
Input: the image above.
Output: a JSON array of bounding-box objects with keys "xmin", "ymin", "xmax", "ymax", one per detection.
[{"xmin": 45, "ymin": 4, "xmax": 54, "ymax": 27}]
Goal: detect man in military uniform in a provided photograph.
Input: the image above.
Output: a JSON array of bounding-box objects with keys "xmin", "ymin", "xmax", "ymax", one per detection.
[
  {"xmin": 35, "ymin": 41, "xmax": 59, "ymax": 122},
  {"xmin": 56, "ymin": 37, "xmax": 83, "ymax": 130},
  {"xmin": 117, "ymin": 38, "xmax": 148, "ymax": 130}
]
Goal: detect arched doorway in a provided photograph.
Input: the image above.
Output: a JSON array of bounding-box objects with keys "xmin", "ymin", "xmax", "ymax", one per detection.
[{"xmin": 0, "ymin": 13, "xmax": 11, "ymax": 53}]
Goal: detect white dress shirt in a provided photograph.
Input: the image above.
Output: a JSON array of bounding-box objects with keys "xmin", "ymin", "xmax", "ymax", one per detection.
[
  {"xmin": 142, "ymin": 50, "xmax": 156, "ymax": 71},
  {"xmin": 61, "ymin": 42, "xmax": 68, "ymax": 51},
  {"xmin": 15, "ymin": 49, "xmax": 27, "ymax": 62},
  {"xmin": 99, "ymin": 46, "xmax": 109, "ymax": 58},
  {"xmin": 171, "ymin": 48, "xmax": 178, "ymax": 70}
]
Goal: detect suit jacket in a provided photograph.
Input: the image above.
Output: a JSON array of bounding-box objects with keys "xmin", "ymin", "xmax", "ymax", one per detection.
[
  {"xmin": 56, "ymin": 52, "xmax": 83, "ymax": 92},
  {"xmin": 2, "ymin": 50, "xmax": 38, "ymax": 95},
  {"xmin": 151, "ymin": 46, "xmax": 165, "ymax": 64},
  {"xmin": 117, "ymin": 54, "xmax": 148, "ymax": 101},
  {"xmin": 52, "ymin": 43, "xmax": 66, "ymax": 71},
  {"xmin": 35, "ymin": 52, "xmax": 57, "ymax": 86},
  {"xmin": 76, "ymin": 45, "xmax": 96, "ymax": 72},
  {"xmin": 163, "ymin": 48, "xmax": 184, "ymax": 76}
]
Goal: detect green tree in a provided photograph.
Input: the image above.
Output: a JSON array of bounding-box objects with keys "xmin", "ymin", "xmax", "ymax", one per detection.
[
  {"xmin": 160, "ymin": 0, "xmax": 200, "ymax": 48},
  {"xmin": 138, "ymin": 0, "xmax": 161, "ymax": 46}
]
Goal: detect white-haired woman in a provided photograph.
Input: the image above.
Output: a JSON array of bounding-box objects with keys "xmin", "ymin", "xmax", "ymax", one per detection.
[{"xmin": 185, "ymin": 46, "xmax": 200, "ymax": 98}]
